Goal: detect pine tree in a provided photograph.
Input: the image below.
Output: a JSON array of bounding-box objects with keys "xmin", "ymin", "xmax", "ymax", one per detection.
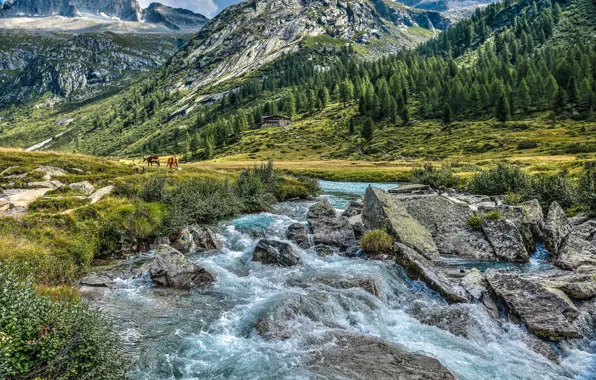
[
  {"xmin": 401, "ymin": 106, "xmax": 410, "ymax": 126},
  {"xmin": 349, "ymin": 117, "xmax": 356, "ymax": 134},
  {"xmin": 442, "ymin": 104, "xmax": 453, "ymax": 126},
  {"xmin": 495, "ymin": 94, "xmax": 511, "ymax": 123},
  {"xmin": 553, "ymin": 86, "xmax": 567, "ymax": 114},
  {"xmin": 361, "ymin": 117, "xmax": 375, "ymax": 141},
  {"xmin": 566, "ymin": 76, "xmax": 578, "ymax": 108},
  {"xmin": 517, "ymin": 79, "xmax": 531, "ymax": 112}
]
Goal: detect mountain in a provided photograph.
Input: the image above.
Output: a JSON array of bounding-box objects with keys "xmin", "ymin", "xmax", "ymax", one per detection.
[{"xmin": 143, "ymin": 2, "xmax": 209, "ymax": 32}]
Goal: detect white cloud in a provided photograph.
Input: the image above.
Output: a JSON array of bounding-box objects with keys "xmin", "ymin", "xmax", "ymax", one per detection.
[{"xmin": 138, "ymin": 0, "xmax": 219, "ymax": 18}]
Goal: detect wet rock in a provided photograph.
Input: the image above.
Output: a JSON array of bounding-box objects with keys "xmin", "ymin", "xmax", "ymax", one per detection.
[
  {"xmin": 543, "ymin": 201, "xmax": 571, "ymax": 255},
  {"xmin": 68, "ymin": 181, "xmax": 95, "ymax": 195},
  {"xmin": 481, "ymin": 218, "xmax": 530, "ymax": 263},
  {"xmin": 572, "ymin": 298, "xmax": 596, "ymax": 339},
  {"xmin": 314, "ymin": 244, "xmax": 338, "ymax": 256},
  {"xmin": 459, "ymin": 268, "xmax": 499, "ymax": 318},
  {"xmin": 556, "ymin": 234, "xmax": 596, "ymax": 270},
  {"xmin": 522, "ymin": 199, "xmax": 545, "ymax": 242},
  {"xmin": 410, "ymin": 302, "xmax": 484, "ymax": 338},
  {"xmin": 479, "ymin": 204, "xmax": 535, "ymax": 253},
  {"xmin": 307, "ymin": 199, "xmax": 356, "ymax": 251},
  {"xmin": 522, "ymin": 334, "xmax": 560, "ymax": 363},
  {"xmin": 485, "ymin": 270, "xmax": 581, "ymax": 341},
  {"xmin": 289, "ymin": 275, "xmax": 381, "ymax": 297},
  {"xmin": 363, "ymin": 187, "xmax": 439, "ymax": 260},
  {"xmin": 393, "ymin": 243, "xmax": 468, "ymax": 303},
  {"xmin": 400, "ymin": 194, "xmax": 496, "ymax": 259},
  {"xmin": 307, "ymin": 332, "xmax": 455, "ymax": 380},
  {"xmin": 147, "ymin": 245, "xmax": 215, "ymax": 289},
  {"xmin": 79, "ymin": 273, "xmax": 113, "ymax": 288},
  {"xmin": 150, "ymin": 236, "xmax": 171, "ymax": 250},
  {"xmin": 388, "ymin": 183, "xmax": 431, "ymax": 194},
  {"xmin": 252, "ymin": 239, "xmax": 300, "ymax": 266},
  {"xmin": 347, "ymin": 214, "xmax": 368, "ymax": 239},
  {"xmin": 286, "ymin": 222, "xmax": 312, "ymax": 249},
  {"xmin": 170, "ymin": 226, "xmax": 197, "ymax": 254},
  {"xmin": 344, "ymin": 246, "xmax": 364, "ymax": 258},
  {"xmin": 540, "ymin": 268, "xmax": 596, "ymax": 300},
  {"xmin": 189, "ymin": 224, "xmax": 222, "ymax": 251},
  {"xmin": 342, "ymin": 200, "xmax": 363, "ymax": 218},
  {"xmin": 78, "ymin": 286, "xmax": 111, "ymax": 301}
]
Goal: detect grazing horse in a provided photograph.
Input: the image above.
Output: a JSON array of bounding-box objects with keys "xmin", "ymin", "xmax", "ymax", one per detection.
[
  {"xmin": 143, "ymin": 155, "xmax": 160, "ymax": 168},
  {"xmin": 166, "ymin": 157, "xmax": 179, "ymax": 170}
]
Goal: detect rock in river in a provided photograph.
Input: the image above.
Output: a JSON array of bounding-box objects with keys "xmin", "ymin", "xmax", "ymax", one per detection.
[
  {"xmin": 286, "ymin": 222, "xmax": 312, "ymax": 249},
  {"xmin": 252, "ymin": 239, "xmax": 300, "ymax": 266},
  {"xmin": 481, "ymin": 218, "xmax": 530, "ymax": 263},
  {"xmin": 362, "ymin": 187, "xmax": 439, "ymax": 260},
  {"xmin": 556, "ymin": 221, "xmax": 596, "ymax": 270},
  {"xmin": 189, "ymin": 224, "xmax": 222, "ymax": 251},
  {"xmin": 544, "ymin": 201, "xmax": 571, "ymax": 255},
  {"xmin": 307, "ymin": 199, "xmax": 356, "ymax": 252},
  {"xmin": 148, "ymin": 245, "xmax": 215, "ymax": 289}
]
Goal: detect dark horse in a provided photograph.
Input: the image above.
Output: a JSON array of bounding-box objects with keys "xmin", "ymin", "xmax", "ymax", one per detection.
[{"xmin": 143, "ymin": 155, "xmax": 160, "ymax": 168}]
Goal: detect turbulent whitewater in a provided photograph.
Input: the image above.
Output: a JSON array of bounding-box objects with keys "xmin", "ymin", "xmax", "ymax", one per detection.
[{"xmin": 92, "ymin": 181, "xmax": 595, "ymax": 379}]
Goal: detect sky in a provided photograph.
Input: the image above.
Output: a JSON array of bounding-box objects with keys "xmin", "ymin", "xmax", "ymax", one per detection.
[{"xmin": 137, "ymin": 0, "xmax": 240, "ymax": 18}]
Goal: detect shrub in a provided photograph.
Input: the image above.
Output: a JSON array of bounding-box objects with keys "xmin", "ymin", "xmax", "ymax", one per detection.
[
  {"xmin": 468, "ymin": 162, "xmax": 529, "ymax": 195},
  {"xmin": 517, "ymin": 140, "xmax": 538, "ymax": 150},
  {"xmin": 466, "ymin": 215, "xmax": 483, "ymax": 231},
  {"xmin": 360, "ymin": 229, "xmax": 393, "ymax": 255},
  {"xmin": 484, "ymin": 210, "xmax": 502, "ymax": 220},
  {"xmin": 296, "ymin": 175, "xmax": 321, "ymax": 197},
  {"xmin": 0, "ymin": 266, "xmax": 128, "ymax": 379},
  {"xmin": 235, "ymin": 162, "xmax": 280, "ymax": 213},
  {"xmin": 503, "ymin": 191, "xmax": 523, "ymax": 205},
  {"xmin": 411, "ymin": 164, "xmax": 460, "ymax": 189},
  {"xmin": 522, "ymin": 171, "xmax": 577, "ymax": 210},
  {"xmin": 578, "ymin": 165, "xmax": 596, "ymax": 216},
  {"xmin": 139, "ymin": 173, "xmax": 166, "ymax": 202}
]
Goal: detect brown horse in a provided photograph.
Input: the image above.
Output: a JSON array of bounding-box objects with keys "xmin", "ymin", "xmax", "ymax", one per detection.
[
  {"xmin": 143, "ymin": 155, "xmax": 160, "ymax": 168},
  {"xmin": 166, "ymin": 157, "xmax": 179, "ymax": 170}
]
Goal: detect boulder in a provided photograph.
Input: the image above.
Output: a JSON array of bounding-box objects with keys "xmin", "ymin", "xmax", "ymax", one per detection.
[
  {"xmin": 307, "ymin": 332, "xmax": 455, "ymax": 380},
  {"xmin": 459, "ymin": 268, "xmax": 499, "ymax": 318},
  {"xmin": 342, "ymin": 200, "xmax": 363, "ymax": 218},
  {"xmin": 150, "ymin": 236, "xmax": 171, "ymax": 250},
  {"xmin": 288, "ymin": 275, "xmax": 381, "ymax": 297},
  {"xmin": 286, "ymin": 222, "xmax": 312, "ymax": 249},
  {"xmin": 556, "ymin": 234, "xmax": 596, "ymax": 270},
  {"xmin": 189, "ymin": 224, "xmax": 222, "ymax": 251},
  {"xmin": 521, "ymin": 199, "xmax": 545, "ymax": 242},
  {"xmin": 539, "ymin": 268, "xmax": 596, "ymax": 300},
  {"xmin": 147, "ymin": 245, "xmax": 215, "ymax": 289},
  {"xmin": 481, "ymin": 218, "xmax": 530, "ymax": 263},
  {"xmin": 347, "ymin": 214, "xmax": 368, "ymax": 239},
  {"xmin": 33, "ymin": 166, "xmax": 67, "ymax": 180},
  {"xmin": 314, "ymin": 244, "xmax": 338, "ymax": 256},
  {"xmin": 521, "ymin": 334, "xmax": 560, "ymax": 363},
  {"xmin": 68, "ymin": 181, "xmax": 95, "ymax": 196},
  {"xmin": 306, "ymin": 199, "xmax": 356, "ymax": 251},
  {"xmin": 252, "ymin": 239, "xmax": 300, "ymax": 266},
  {"xmin": 410, "ymin": 303, "xmax": 479, "ymax": 338},
  {"xmin": 388, "ymin": 183, "xmax": 431, "ymax": 194},
  {"xmin": 171, "ymin": 226, "xmax": 197, "ymax": 254},
  {"xmin": 478, "ymin": 204, "xmax": 535, "ymax": 253},
  {"xmin": 393, "ymin": 243, "xmax": 468, "ymax": 303},
  {"xmin": 485, "ymin": 271, "xmax": 581, "ymax": 341},
  {"xmin": 89, "ymin": 185, "xmax": 114, "ymax": 204},
  {"xmin": 543, "ymin": 201, "xmax": 571, "ymax": 255},
  {"xmin": 400, "ymin": 194, "xmax": 496, "ymax": 259},
  {"xmin": 363, "ymin": 187, "xmax": 439, "ymax": 260}
]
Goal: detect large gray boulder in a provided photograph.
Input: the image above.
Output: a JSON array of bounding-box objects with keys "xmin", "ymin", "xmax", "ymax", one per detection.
[
  {"xmin": 540, "ymin": 266, "xmax": 596, "ymax": 300},
  {"xmin": 363, "ymin": 187, "xmax": 439, "ymax": 260},
  {"xmin": 306, "ymin": 199, "xmax": 356, "ymax": 252},
  {"xmin": 189, "ymin": 224, "xmax": 222, "ymax": 251},
  {"xmin": 170, "ymin": 226, "xmax": 197, "ymax": 254},
  {"xmin": 68, "ymin": 181, "xmax": 95, "ymax": 195},
  {"xmin": 393, "ymin": 243, "xmax": 468, "ymax": 303},
  {"xmin": 478, "ymin": 204, "xmax": 535, "ymax": 253},
  {"xmin": 400, "ymin": 194, "xmax": 496, "ymax": 260},
  {"xmin": 485, "ymin": 270, "xmax": 581, "ymax": 341},
  {"xmin": 556, "ymin": 234, "xmax": 596, "ymax": 270},
  {"xmin": 287, "ymin": 275, "xmax": 381, "ymax": 297},
  {"xmin": 286, "ymin": 223, "xmax": 312, "ymax": 249},
  {"xmin": 307, "ymin": 332, "xmax": 455, "ymax": 380},
  {"xmin": 410, "ymin": 303, "xmax": 483, "ymax": 338},
  {"xmin": 148, "ymin": 245, "xmax": 215, "ymax": 289},
  {"xmin": 522, "ymin": 199, "xmax": 546, "ymax": 242},
  {"xmin": 544, "ymin": 201, "xmax": 571, "ymax": 255},
  {"xmin": 252, "ymin": 239, "xmax": 300, "ymax": 266},
  {"xmin": 342, "ymin": 200, "xmax": 363, "ymax": 218},
  {"xmin": 459, "ymin": 268, "xmax": 499, "ymax": 318},
  {"xmin": 481, "ymin": 218, "xmax": 530, "ymax": 263}
]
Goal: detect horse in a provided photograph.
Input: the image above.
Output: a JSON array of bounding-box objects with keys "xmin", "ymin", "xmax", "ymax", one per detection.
[
  {"xmin": 166, "ymin": 157, "xmax": 179, "ymax": 170},
  {"xmin": 143, "ymin": 155, "xmax": 160, "ymax": 168}
]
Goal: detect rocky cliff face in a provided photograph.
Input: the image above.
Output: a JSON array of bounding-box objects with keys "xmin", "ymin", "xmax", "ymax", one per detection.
[
  {"xmin": 143, "ymin": 2, "xmax": 209, "ymax": 32},
  {"xmin": 168, "ymin": 0, "xmax": 450, "ymax": 93}
]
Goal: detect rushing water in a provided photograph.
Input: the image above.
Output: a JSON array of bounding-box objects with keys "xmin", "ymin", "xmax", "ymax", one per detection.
[{"xmin": 95, "ymin": 181, "xmax": 596, "ymax": 379}]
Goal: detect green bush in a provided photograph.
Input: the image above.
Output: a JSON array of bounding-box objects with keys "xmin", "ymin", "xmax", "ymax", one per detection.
[
  {"xmin": 522, "ymin": 172, "xmax": 577, "ymax": 210},
  {"xmin": 0, "ymin": 266, "xmax": 128, "ymax": 379},
  {"xmin": 360, "ymin": 229, "xmax": 393, "ymax": 255},
  {"xmin": 578, "ymin": 165, "xmax": 596, "ymax": 216},
  {"xmin": 235, "ymin": 162, "xmax": 280, "ymax": 213},
  {"xmin": 484, "ymin": 211, "xmax": 502, "ymax": 220},
  {"xmin": 296, "ymin": 175, "xmax": 321, "ymax": 197},
  {"xmin": 411, "ymin": 164, "xmax": 460, "ymax": 189},
  {"xmin": 466, "ymin": 215, "xmax": 484, "ymax": 231},
  {"xmin": 468, "ymin": 162, "xmax": 529, "ymax": 195},
  {"xmin": 139, "ymin": 173, "xmax": 166, "ymax": 203}
]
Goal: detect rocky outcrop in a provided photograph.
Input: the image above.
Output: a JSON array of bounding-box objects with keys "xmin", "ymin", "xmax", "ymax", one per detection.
[
  {"xmin": 544, "ymin": 202, "xmax": 571, "ymax": 255},
  {"xmin": 1, "ymin": 0, "xmax": 143, "ymax": 20},
  {"xmin": 522, "ymin": 199, "xmax": 545, "ymax": 242},
  {"xmin": 147, "ymin": 245, "xmax": 214, "ymax": 289},
  {"xmin": 481, "ymin": 218, "xmax": 530, "ymax": 263},
  {"xmin": 400, "ymin": 194, "xmax": 495, "ymax": 259},
  {"xmin": 540, "ymin": 267, "xmax": 596, "ymax": 300},
  {"xmin": 189, "ymin": 225, "xmax": 222, "ymax": 251},
  {"xmin": 486, "ymin": 271, "xmax": 581, "ymax": 341},
  {"xmin": 347, "ymin": 214, "xmax": 368, "ymax": 239},
  {"xmin": 478, "ymin": 204, "xmax": 535, "ymax": 253},
  {"xmin": 393, "ymin": 243, "xmax": 468, "ymax": 303},
  {"xmin": 363, "ymin": 187, "xmax": 439, "ymax": 260},
  {"xmin": 171, "ymin": 226, "xmax": 197, "ymax": 254},
  {"xmin": 307, "ymin": 332, "xmax": 455, "ymax": 380},
  {"xmin": 556, "ymin": 221, "xmax": 596, "ymax": 270},
  {"xmin": 142, "ymin": 2, "xmax": 208, "ymax": 32},
  {"xmin": 252, "ymin": 239, "xmax": 300, "ymax": 266},
  {"xmin": 286, "ymin": 222, "xmax": 312, "ymax": 249},
  {"xmin": 307, "ymin": 199, "xmax": 356, "ymax": 253},
  {"xmin": 68, "ymin": 180, "xmax": 94, "ymax": 195},
  {"xmin": 459, "ymin": 268, "xmax": 499, "ymax": 318},
  {"xmin": 342, "ymin": 200, "xmax": 363, "ymax": 218}
]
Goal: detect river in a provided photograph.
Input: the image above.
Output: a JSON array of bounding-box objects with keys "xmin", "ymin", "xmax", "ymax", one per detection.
[{"xmin": 93, "ymin": 180, "xmax": 596, "ymax": 379}]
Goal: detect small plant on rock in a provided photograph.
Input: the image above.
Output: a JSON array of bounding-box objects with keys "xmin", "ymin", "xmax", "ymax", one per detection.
[
  {"xmin": 484, "ymin": 211, "xmax": 502, "ymax": 220},
  {"xmin": 360, "ymin": 229, "xmax": 393, "ymax": 255},
  {"xmin": 466, "ymin": 215, "xmax": 484, "ymax": 231}
]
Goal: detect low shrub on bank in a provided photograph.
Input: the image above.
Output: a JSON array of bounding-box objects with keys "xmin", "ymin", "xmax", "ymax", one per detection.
[
  {"xmin": 0, "ymin": 266, "xmax": 128, "ymax": 379},
  {"xmin": 360, "ymin": 230, "xmax": 393, "ymax": 255},
  {"xmin": 411, "ymin": 164, "xmax": 460, "ymax": 189},
  {"xmin": 467, "ymin": 163, "xmax": 528, "ymax": 195}
]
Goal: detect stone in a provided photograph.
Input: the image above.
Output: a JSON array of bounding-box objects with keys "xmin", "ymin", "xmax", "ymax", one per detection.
[
  {"xmin": 89, "ymin": 185, "xmax": 114, "ymax": 204},
  {"xmin": 28, "ymin": 180, "xmax": 63, "ymax": 189},
  {"xmin": 522, "ymin": 199, "xmax": 545, "ymax": 242},
  {"xmin": 478, "ymin": 204, "xmax": 535, "ymax": 253},
  {"xmin": 78, "ymin": 285, "xmax": 111, "ymax": 301},
  {"xmin": 388, "ymin": 183, "xmax": 431, "ymax": 194},
  {"xmin": 522, "ymin": 334, "xmax": 560, "ymax": 363},
  {"xmin": 410, "ymin": 302, "xmax": 487, "ymax": 338},
  {"xmin": 481, "ymin": 218, "xmax": 530, "ymax": 263},
  {"xmin": 540, "ymin": 268, "xmax": 596, "ymax": 300},
  {"xmin": 79, "ymin": 273, "xmax": 113, "ymax": 287},
  {"xmin": 150, "ymin": 236, "xmax": 171, "ymax": 250},
  {"xmin": 556, "ymin": 234, "xmax": 596, "ymax": 270},
  {"xmin": 33, "ymin": 166, "xmax": 67, "ymax": 180},
  {"xmin": 459, "ymin": 268, "xmax": 499, "ymax": 318},
  {"xmin": 171, "ymin": 227, "xmax": 197, "ymax": 254},
  {"xmin": 147, "ymin": 245, "xmax": 214, "ymax": 289},
  {"xmin": 342, "ymin": 200, "xmax": 363, "ymax": 218},
  {"xmin": 485, "ymin": 270, "xmax": 581, "ymax": 341},
  {"xmin": 307, "ymin": 332, "xmax": 455, "ymax": 380},
  {"xmin": 189, "ymin": 224, "xmax": 222, "ymax": 251},
  {"xmin": 393, "ymin": 243, "xmax": 468, "ymax": 303},
  {"xmin": 400, "ymin": 194, "xmax": 496, "ymax": 259},
  {"xmin": 543, "ymin": 201, "xmax": 571, "ymax": 255},
  {"xmin": 306, "ymin": 199, "xmax": 356, "ymax": 251},
  {"xmin": 288, "ymin": 275, "xmax": 381, "ymax": 297},
  {"xmin": 347, "ymin": 214, "xmax": 368, "ymax": 239},
  {"xmin": 252, "ymin": 239, "xmax": 300, "ymax": 266},
  {"xmin": 363, "ymin": 187, "xmax": 439, "ymax": 261},
  {"xmin": 286, "ymin": 222, "xmax": 312, "ymax": 249},
  {"xmin": 68, "ymin": 181, "xmax": 95, "ymax": 195}
]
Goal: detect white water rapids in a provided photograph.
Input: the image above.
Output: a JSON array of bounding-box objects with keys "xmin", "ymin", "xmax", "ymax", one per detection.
[{"xmin": 93, "ymin": 181, "xmax": 596, "ymax": 379}]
